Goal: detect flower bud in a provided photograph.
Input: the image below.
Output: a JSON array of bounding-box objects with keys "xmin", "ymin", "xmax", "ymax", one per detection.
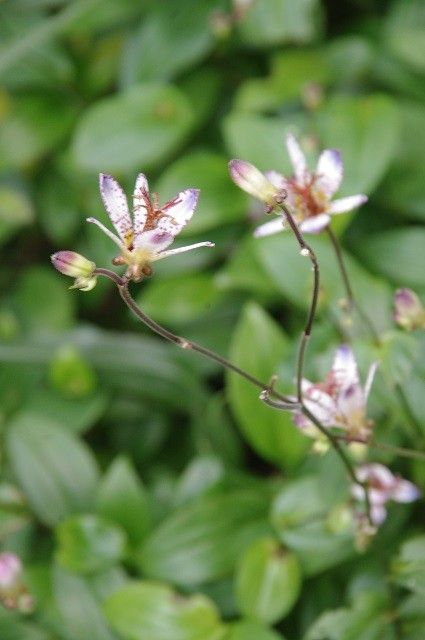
[
  {"xmin": 394, "ymin": 288, "xmax": 425, "ymax": 331},
  {"xmin": 228, "ymin": 159, "xmax": 280, "ymax": 207},
  {"xmin": 51, "ymin": 251, "xmax": 97, "ymax": 292},
  {"xmin": 0, "ymin": 552, "xmax": 33, "ymax": 612}
]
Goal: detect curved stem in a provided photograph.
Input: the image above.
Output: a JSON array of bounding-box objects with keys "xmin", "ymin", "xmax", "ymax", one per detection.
[
  {"xmin": 94, "ymin": 268, "xmax": 297, "ymax": 407},
  {"xmin": 279, "ymin": 204, "xmax": 320, "ymax": 401},
  {"xmin": 326, "ymin": 226, "xmax": 381, "ymax": 345}
]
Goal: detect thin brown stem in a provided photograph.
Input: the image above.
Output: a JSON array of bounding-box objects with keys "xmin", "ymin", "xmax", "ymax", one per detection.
[
  {"xmin": 326, "ymin": 226, "xmax": 381, "ymax": 345},
  {"xmin": 94, "ymin": 268, "xmax": 297, "ymax": 408}
]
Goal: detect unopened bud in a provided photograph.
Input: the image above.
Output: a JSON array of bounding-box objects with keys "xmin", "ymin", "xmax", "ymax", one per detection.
[
  {"xmin": 393, "ymin": 288, "xmax": 425, "ymax": 331},
  {"xmin": 51, "ymin": 251, "xmax": 97, "ymax": 292},
  {"xmin": 300, "ymin": 248, "xmax": 310, "ymax": 257},
  {"xmin": 0, "ymin": 552, "xmax": 33, "ymax": 613},
  {"xmin": 228, "ymin": 160, "xmax": 280, "ymax": 208}
]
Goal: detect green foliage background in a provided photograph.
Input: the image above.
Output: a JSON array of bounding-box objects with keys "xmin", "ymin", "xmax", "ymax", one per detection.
[{"xmin": 0, "ymin": 0, "xmax": 424, "ymax": 638}]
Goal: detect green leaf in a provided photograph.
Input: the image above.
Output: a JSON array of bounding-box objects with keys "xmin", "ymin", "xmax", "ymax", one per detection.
[
  {"xmin": 0, "ymin": 185, "xmax": 34, "ymax": 245},
  {"xmin": 271, "ymin": 476, "xmax": 354, "ymax": 575},
  {"xmin": 354, "ymin": 227, "xmax": 425, "ymax": 289},
  {"xmin": 0, "ymin": 608, "xmax": 51, "ymax": 640},
  {"xmin": 136, "ymin": 274, "xmax": 222, "ymax": 325},
  {"xmin": 316, "ymin": 94, "xmax": 399, "ymax": 195},
  {"xmin": 120, "ymin": 1, "xmax": 216, "ymax": 85},
  {"xmin": 137, "ymin": 490, "xmax": 271, "ymax": 587},
  {"xmin": 225, "ymin": 620, "xmax": 286, "ymax": 640},
  {"xmin": 0, "ymin": 92, "xmax": 77, "ymax": 170},
  {"xmin": 235, "ymin": 537, "xmax": 302, "ymax": 624},
  {"xmin": 72, "ymin": 83, "xmax": 194, "ymax": 172},
  {"xmin": 56, "ymin": 514, "xmax": 126, "ymax": 574},
  {"xmin": 14, "ymin": 266, "xmax": 75, "ymax": 334},
  {"xmin": 104, "ymin": 581, "xmax": 226, "ymax": 640},
  {"xmin": 155, "ymin": 151, "xmax": 248, "ymax": 234},
  {"xmin": 53, "ymin": 564, "xmax": 120, "ymax": 640},
  {"xmin": 97, "ymin": 457, "xmax": 151, "ymax": 546},
  {"xmin": 392, "ymin": 535, "xmax": 425, "ymax": 596},
  {"xmin": 173, "ymin": 455, "xmax": 225, "ymax": 507},
  {"xmin": 48, "ymin": 345, "xmax": 97, "ymax": 397},
  {"xmin": 6, "ymin": 411, "xmax": 99, "ymax": 525},
  {"xmin": 227, "ymin": 302, "xmax": 307, "ymax": 468},
  {"xmin": 238, "ymin": 0, "xmax": 322, "ymax": 48},
  {"xmin": 384, "ymin": 0, "xmax": 425, "ymax": 72}
]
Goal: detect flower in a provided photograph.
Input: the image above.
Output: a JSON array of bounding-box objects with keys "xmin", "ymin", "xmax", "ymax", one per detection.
[
  {"xmin": 351, "ymin": 463, "xmax": 420, "ymax": 527},
  {"xmin": 87, "ymin": 173, "xmax": 214, "ymax": 281},
  {"xmin": 252, "ymin": 134, "xmax": 368, "ymax": 237},
  {"xmin": 293, "ymin": 345, "xmax": 377, "ymax": 440},
  {"xmin": 393, "ymin": 288, "xmax": 425, "ymax": 331},
  {"xmin": 0, "ymin": 552, "xmax": 33, "ymax": 612},
  {"xmin": 51, "ymin": 251, "xmax": 97, "ymax": 291}
]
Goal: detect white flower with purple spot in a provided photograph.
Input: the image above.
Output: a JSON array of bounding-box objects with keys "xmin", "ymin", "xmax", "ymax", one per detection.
[
  {"xmin": 87, "ymin": 174, "xmax": 214, "ymax": 281},
  {"xmin": 253, "ymin": 133, "xmax": 368, "ymax": 237},
  {"xmin": 351, "ymin": 463, "xmax": 421, "ymax": 526},
  {"xmin": 293, "ymin": 345, "xmax": 377, "ymax": 440}
]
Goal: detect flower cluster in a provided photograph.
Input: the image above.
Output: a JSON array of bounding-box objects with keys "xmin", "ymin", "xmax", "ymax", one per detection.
[
  {"xmin": 293, "ymin": 345, "xmax": 377, "ymax": 442},
  {"xmin": 229, "ymin": 134, "xmax": 368, "ymax": 236}
]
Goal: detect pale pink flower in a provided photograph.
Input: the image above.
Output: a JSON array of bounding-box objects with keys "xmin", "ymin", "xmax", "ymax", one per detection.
[
  {"xmin": 352, "ymin": 463, "xmax": 421, "ymax": 526},
  {"xmin": 254, "ymin": 134, "xmax": 368, "ymax": 237},
  {"xmin": 293, "ymin": 345, "xmax": 377, "ymax": 440},
  {"xmin": 87, "ymin": 174, "xmax": 214, "ymax": 281}
]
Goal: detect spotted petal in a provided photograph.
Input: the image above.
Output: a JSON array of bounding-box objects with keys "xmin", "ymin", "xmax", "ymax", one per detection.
[
  {"xmin": 332, "ymin": 345, "xmax": 360, "ymax": 391},
  {"xmin": 286, "ymin": 134, "xmax": 308, "ymax": 185},
  {"xmin": 133, "ymin": 173, "xmax": 149, "ymax": 234},
  {"xmin": 328, "ymin": 194, "xmax": 368, "ymax": 215},
  {"xmin": 391, "ymin": 478, "xmax": 421, "ymax": 503},
  {"xmin": 315, "ymin": 149, "xmax": 343, "ymax": 197},
  {"xmin": 99, "ymin": 174, "xmax": 132, "ymax": 242},
  {"xmin": 302, "ymin": 379, "xmax": 337, "ymax": 426},
  {"xmin": 165, "ymin": 189, "xmax": 200, "ymax": 232}
]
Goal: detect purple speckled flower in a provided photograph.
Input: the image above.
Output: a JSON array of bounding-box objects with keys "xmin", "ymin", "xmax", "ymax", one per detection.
[
  {"xmin": 352, "ymin": 463, "xmax": 421, "ymax": 526},
  {"xmin": 229, "ymin": 134, "xmax": 368, "ymax": 237},
  {"xmin": 293, "ymin": 344, "xmax": 378, "ymax": 440},
  {"xmin": 86, "ymin": 174, "xmax": 214, "ymax": 281}
]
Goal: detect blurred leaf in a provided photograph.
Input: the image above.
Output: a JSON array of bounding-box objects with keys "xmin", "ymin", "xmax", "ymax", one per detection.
[
  {"xmin": 6, "ymin": 411, "xmax": 99, "ymax": 525},
  {"xmin": 0, "ymin": 327, "xmax": 207, "ymax": 412},
  {"xmin": 256, "ymin": 233, "xmax": 393, "ymax": 332},
  {"xmin": 378, "ymin": 331, "xmax": 418, "ymax": 386},
  {"xmin": 120, "ymin": 0, "xmax": 217, "ymax": 85},
  {"xmin": 384, "ymin": 0, "xmax": 425, "ymax": 72},
  {"xmin": 0, "ymin": 184, "xmax": 33, "ymax": 245},
  {"xmin": 179, "ymin": 67, "xmax": 222, "ymax": 129},
  {"xmin": 72, "ymin": 83, "xmax": 194, "ymax": 173},
  {"xmin": 354, "ymin": 227, "xmax": 425, "ymax": 288},
  {"xmin": 225, "ymin": 620, "xmax": 286, "ymax": 640},
  {"xmin": 56, "ymin": 514, "xmax": 126, "ymax": 574},
  {"xmin": 0, "ymin": 92, "xmax": 77, "ymax": 170},
  {"xmin": 53, "ymin": 564, "xmax": 120, "ymax": 640},
  {"xmin": 37, "ymin": 168, "xmax": 81, "ymax": 243},
  {"xmin": 104, "ymin": 581, "xmax": 226, "ymax": 640},
  {"xmin": 155, "ymin": 151, "xmax": 248, "ymax": 234},
  {"xmin": 238, "ymin": 0, "xmax": 322, "ymax": 47},
  {"xmin": 48, "ymin": 345, "xmax": 97, "ymax": 397},
  {"xmin": 304, "ymin": 591, "xmax": 396, "ymax": 640},
  {"xmin": 235, "ymin": 537, "xmax": 302, "ymax": 624},
  {"xmin": 326, "ymin": 36, "xmax": 374, "ymax": 85},
  {"xmin": 137, "ymin": 490, "xmax": 271, "ymax": 587},
  {"xmin": 136, "ymin": 274, "xmax": 222, "ymax": 325},
  {"xmin": 14, "ymin": 266, "xmax": 75, "ymax": 334},
  {"xmin": 227, "ymin": 302, "xmax": 308, "ymax": 468},
  {"xmin": 392, "ymin": 535, "xmax": 425, "ymax": 596},
  {"xmin": 317, "ymin": 94, "xmax": 399, "ymax": 195},
  {"xmin": 0, "ymin": 608, "xmax": 51, "ymax": 640},
  {"xmin": 234, "ymin": 50, "xmax": 329, "ymax": 112},
  {"xmin": 271, "ymin": 476, "xmax": 354, "ymax": 575},
  {"xmin": 173, "ymin": 455, "xmax": 225, "ymax": 507},
  {"xmin": 97, "ymin": 456, "xmax": 151, "ymax": 546}
]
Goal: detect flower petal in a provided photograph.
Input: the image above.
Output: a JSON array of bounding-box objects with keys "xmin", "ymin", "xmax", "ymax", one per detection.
[
  {"xmin": 133, "ymin": 173, "xmax": 149, "ymax": 233},
  {"xmin": 315, "ymin": 149, "xmax": 343, "ymax": 197},
  {"xmin": 364, "ymin": 361, "xmax": 378, "ymax": 401},
  {"xmin": 286, "ymin": 134, "xmax": 308, "ymax": 185},
  {"xmin": 253, "ymin": 217, "xmax": 286, "ymax": 238},
  {"xmin": 302, "ymin": 380, "xmax": 337, "ymax": 426},
  {"xmin": 229, "ymin": 160, "xmax": 279, "ymax": 204},
  {"xmin": 99, "ymin": 174, "xmax": 132, "ymax": 242},
  {"xmin": 264, "ymin": 170, "xmax": 286, "ymax": 190},
  {"xmin": 156, "ymin": 241, "xmax": 215, "ymax": 260},
  {"xmin": 165, "ymin": 188, "xmax": 200, "ymax": 231},
  {"xmin": 332, "ymin": 345, "xmax": 360, "ymax": 390},
  {"xmin": 391, "ymin": 478, "xmax": 421, "ymax": 503},
  {"xmin": 86, "ymin": 217, "xmax": 123, "ymax": 250},
  {"xmin": 328, "ymin": 194, "xmax": 368, "ymax": 215},
  {"xmin": 299, "ymin": 213, "xmax": 330, "ymax": 233}
]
